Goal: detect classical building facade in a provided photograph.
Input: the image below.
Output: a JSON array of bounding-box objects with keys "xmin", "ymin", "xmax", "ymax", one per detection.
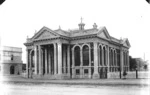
[
  {"xmin": 0, "ymin": 46, "xmax": 23, "ymax": 75},
  {"xmin": 24, "ymin": 21, "xmax": 130, "ymax": 79}
]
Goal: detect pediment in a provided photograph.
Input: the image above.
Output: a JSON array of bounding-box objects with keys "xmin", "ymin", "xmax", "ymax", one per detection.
[
  {"xmin": 97, "ymin": 27, "xmax": 111, "ymax": 40},
  {"xmin": 35, "ymin": 30, "xmax": 57, "ymax": 39},
  {"xmin": 31, "ymin": 26, "xmax": 59, "ymax": 40},
  {"xmin": 123, "ymin": 42, "xmax": 128, "ymax": 47},
  {"xmin": 123, "ymin": 39, "xmax": 131, "ymax": 48},
  {"xmin": 98, "ymin": 31, "xmax": 108, "ymax": 39}
]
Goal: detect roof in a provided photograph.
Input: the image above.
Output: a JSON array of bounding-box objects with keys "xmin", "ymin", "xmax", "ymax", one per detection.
[{"xmin": 24, "ymin": 24, "xmax": 130, "ymax": 48}]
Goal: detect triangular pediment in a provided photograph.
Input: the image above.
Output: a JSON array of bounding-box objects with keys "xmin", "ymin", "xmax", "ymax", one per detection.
[
  {"xmin": 35, "ymin": 30, "xmax": 57, "ymax": 39},
  {"xmin": 31, "ymin": 26, "xmax": 60, "ymax": 40},
  {"xmin": 99, "ymin": 31, "xmax": 108, "ymax": 39},
  {"xmin": 123, "ymin": 39, "xmax": 131, "ymax": 48},
  {"xmin": 97, "ymin": 27, "xmax": 111, "ymax": 40}
]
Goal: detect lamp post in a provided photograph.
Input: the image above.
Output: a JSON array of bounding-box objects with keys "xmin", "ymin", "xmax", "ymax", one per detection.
[
  {"xmin": 135, "ymin": 67, "xmax": 138, "ymax": 79},
  {"xmin": 119, "ymin": 67, "xmax": 121, "ymax": 79}
]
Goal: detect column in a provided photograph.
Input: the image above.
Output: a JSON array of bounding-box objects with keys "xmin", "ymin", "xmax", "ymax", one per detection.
[
  {"xmin": 58, "ymin": 43, "xmax": 62, "ymax": 75},
  {"xmin": 116, "ymin": 52, "xmax": 117, "ymax": 71},
  {"xmin": 38, "ymin": 45, "xmax": 42, "ymax": 75},
  {"xmin": 80, "ymin": 48, "xmax": 83, "ymax": 78},
  {"xmin": 112, "ymin": 50, "xmax": 115, "ymax": 72},
  {"xmin": 107, "ymin": 46, "xmax": 110, "ymax": 72},
  {"xmin": 29, "ymin": 51, "xmax": 32, "ymax": 78},
  {"xmin": 45, "ymin": 48, "xmax": 47, "ymax": 75},
  {"xmin": 54, "ymin": 43, "xmax": 57, "ymax": 74},
  {"xmin": 93, "ymin": 42, "xmax": 99, "ymax": 79},
  {"xmin": 115, "ymin": 51, "xmax": 117, "ymax": 71},
  {"xmin": 120, "ymin": 49, "xmax": 124, "ymax": 72},
  {"xmin": 48, "ymin": 48, "xmax": 51, "ymax": 74},
  {"xmin": 26, "ymin": 49, "xmax": 29, "ymax": 78},
  {"xmin": 72, "ymin": 48, "xmax": 75, "ymax": 78},
  {"xmin": 89, "ymin": 47, "xmax": 92, "ymax": 78},
  {"xmin": 34, "ymin": 46, "xmax": 37, "ymax": 75},
  {"xmin": 67, "ymin": 45, "xmax": 70, "ymax": 75},
  {"xmin": 127, "ymin": 51, "xmax": 129, "ymax": 71}
]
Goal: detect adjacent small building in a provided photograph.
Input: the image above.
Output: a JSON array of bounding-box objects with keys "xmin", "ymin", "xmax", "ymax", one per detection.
[
  {"xmin": 0, "ymin": 46, "xmax": 23, "ymax": 75},
  {"xmin": 24, "ymin": 20, "xmax": 130, "ymax": 79}
]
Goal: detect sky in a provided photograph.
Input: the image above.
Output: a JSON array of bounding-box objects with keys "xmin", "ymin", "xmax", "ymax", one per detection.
[{"xmin": 0, "ymin": 0, "xmax": 150, "ymax": 63}]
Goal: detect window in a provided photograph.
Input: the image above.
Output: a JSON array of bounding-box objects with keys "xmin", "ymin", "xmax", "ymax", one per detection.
[
  {"xmin": 76, "ymin": 69, "xmax": 80, "ymax": 75},
  {"xmin": 74, "ymin": 46, "xmax": 80, "ymax": 66},
  {"xmin": 84, "ymin": 69, "xmax": 88, "ymax": 74},
  {"xmin": 11, "ymin": 55, "xmax": 13, "ymax": 60},
  {"xmin": 83, "ymin": 45, "xmax": 89, "ymax": 66}
]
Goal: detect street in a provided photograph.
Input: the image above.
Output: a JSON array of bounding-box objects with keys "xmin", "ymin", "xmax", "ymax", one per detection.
[{"xmin": 1, "ymin": 82, "xmax": 149, "ymax": 95}]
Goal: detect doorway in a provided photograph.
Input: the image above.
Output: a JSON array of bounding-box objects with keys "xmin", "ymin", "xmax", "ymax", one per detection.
[{"xmin": 10, "ymin": 65, "xmax": 15, "ymax": 74}]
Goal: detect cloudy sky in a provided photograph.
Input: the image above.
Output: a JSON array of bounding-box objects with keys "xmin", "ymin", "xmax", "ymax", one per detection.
[{"xmin": 0, "ymin": 0, "xmax": 150, "ymax": 63}]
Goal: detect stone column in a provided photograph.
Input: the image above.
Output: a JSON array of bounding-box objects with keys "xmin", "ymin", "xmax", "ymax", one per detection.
[
  {"xmin": 107, "ymin": 47, "xmax": 110, "ymax": 72},
  {"xmin": 93, "ymin": 42, "xmax": 99, "ymax": 79},
  {"xmin": 29, "ymin": 51, "xmax": 32, "ymax": 78},
  {"xmin": 54, "ymin": 43, "xmax": 57, "ymax": 74},
  {"xmin": 72, "ymin": 48, "xmax": 75, "ymax": 78},
  {"xmin": 34, "ymin": 46, "xmax": 37, "ymax": 75},
  {"xmin": 26, "ymin": 49, "xmax": 29, "ymax": 78},
  {"xmin": 120, "ymin": 49, "xmax": 124, "ymax": 72},
  {"xmin": 45, "ymin": 48, "xmax": 47, "ymax": 75},
  {"xmin": 115, "ymin": 51, "xmax": 118, "ymax": 71},
  {"xmin": 127, "ymin": 51, "xmax": 129, "ymax": 71},
  {"xmin": 38, "ymin": 45, "xmax": 42, "ymax": 75},
  {"xmin": 116, "ymin": 52, "xmax": 118, "ymax": 71},
  {"xmin": 80, "ymin": 48, "xmax": 83, "ymax": 78},
  {"xmin": 89, "ymin": 47, "xmax": 92, "ymax": 78},
  {"xmin": 48, "ymin": 48, "xmax": 51, "ymax": 74},
  {"xmin": 67, "ymin": 45, "xmax": 70, "ymax": 76},
  {"xmin": 58, "ymin": 43, "xmax": 62, "ymax": 75}
]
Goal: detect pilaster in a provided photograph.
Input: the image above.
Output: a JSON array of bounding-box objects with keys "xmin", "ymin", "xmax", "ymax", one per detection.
[
  {"xmin": 80, "ymin": 49, "xmax": 83, "ymax": 78},
  {"xmin": 72, "ymin": 48, "xmax": 75, "ymax": 78},
  {"xmin": 26, "ymin": 49, "xmax": 29, "ymax": 78},
  {"xmin": 93, "ymin": 42, "xmax": 99, "ymax": 79}
]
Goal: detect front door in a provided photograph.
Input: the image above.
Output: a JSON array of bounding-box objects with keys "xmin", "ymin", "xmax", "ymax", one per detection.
[{"xmin": 10, "ymin": 65, "xmax": 15, "ymax": 74}]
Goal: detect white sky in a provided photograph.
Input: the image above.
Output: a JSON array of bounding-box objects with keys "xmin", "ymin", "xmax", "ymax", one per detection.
[{"xmin": 0, "ymin": 0, "xmax": 150, "ymax": 63}]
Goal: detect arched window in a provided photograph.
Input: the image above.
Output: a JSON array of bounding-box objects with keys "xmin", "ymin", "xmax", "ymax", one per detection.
[
  {"xmin": 123, "ymin": 52, "xmax": 126, "ymax": 66},
  {"xmin": 110, "ymin": 49, "xmax": 113, "ymax": 66},
  {"xmin": 114, "ymin": 50, "xmax": 116, "ymax": 66},
  {"xmin": 83, "ymin": 45, "xmax": 89, "ymax": 66},
  {"xmin": 103, "ymin": 47, "xmax": 106, "ymax": 66},
  {"xmin": 10, "ymin": 65, "xmax": 15, "ymax": 74},
  {"xmin": 74, "ymin": 46, "xmax": 80, "ymax": 66},
  {"xmin": 99, "ymin": 46, "xmax": 102, "ymax": 66}
]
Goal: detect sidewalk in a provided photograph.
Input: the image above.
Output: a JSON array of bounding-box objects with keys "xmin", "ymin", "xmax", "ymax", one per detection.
[{"xmin": 1, "ymin": 76, "xmax": 149, "ymax": 87}]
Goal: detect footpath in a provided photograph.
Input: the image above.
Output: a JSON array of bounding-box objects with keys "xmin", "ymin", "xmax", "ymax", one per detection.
[{"xmin": 0, "ymin": 76, "xmax": 149, "ymax": 87}]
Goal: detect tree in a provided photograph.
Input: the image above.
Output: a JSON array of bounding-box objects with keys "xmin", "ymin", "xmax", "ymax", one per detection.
[
  {"xmin": 129, "ymin": 56, "xmax": 149, "ymax": 71},
  {"xmin": 129, "ymin": 56, "xmax": 136, "ymax": 71}
]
